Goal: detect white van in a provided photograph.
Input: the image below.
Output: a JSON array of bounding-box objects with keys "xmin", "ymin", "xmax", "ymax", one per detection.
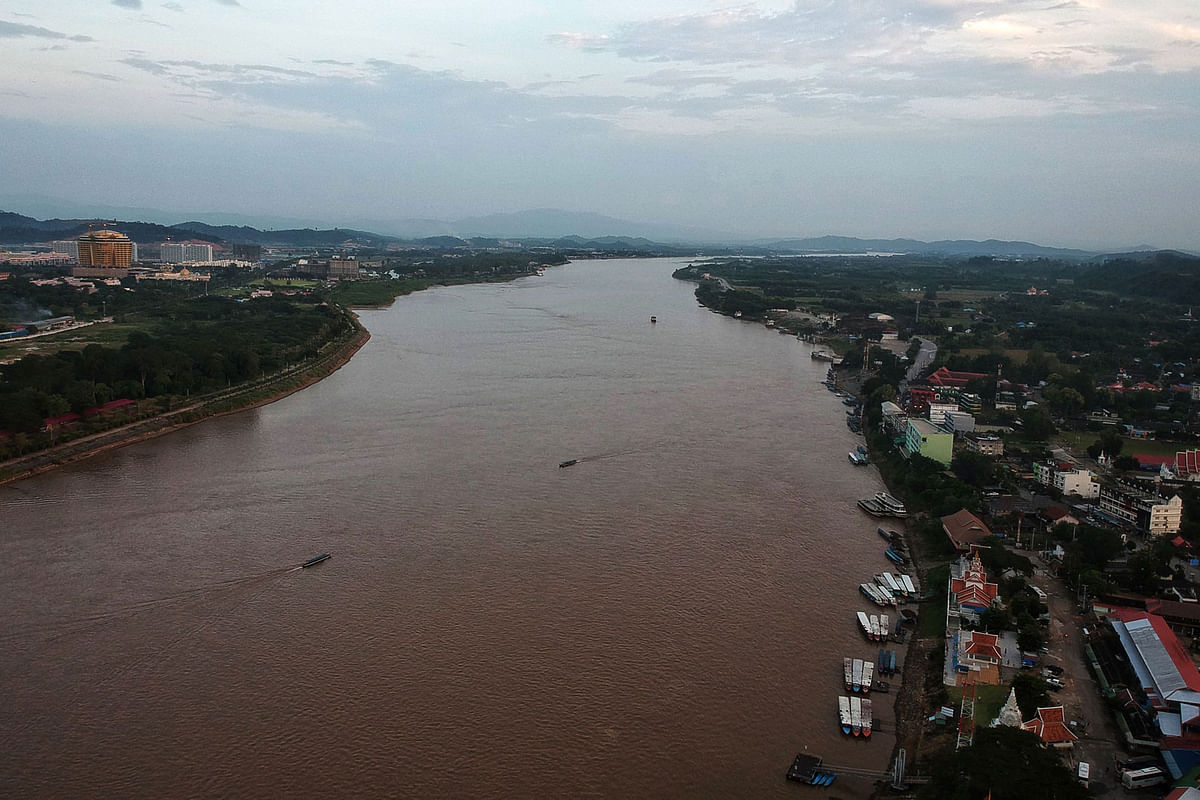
[
  {"xmin": 1121, "ymin": 766, "xmax": 1166, "ymax": 789},
  {"xmin": 1031, "ymin": 585, "xmax": 1048, "ymax": 601}
]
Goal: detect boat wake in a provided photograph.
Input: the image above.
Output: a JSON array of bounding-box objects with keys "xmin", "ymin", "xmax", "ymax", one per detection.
[{"xmin": 0, "ymin": 564, "xmax": 304, "ymax": 646}]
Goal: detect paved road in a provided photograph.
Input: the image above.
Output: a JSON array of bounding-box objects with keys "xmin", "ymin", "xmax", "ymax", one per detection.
[
  {"xmin": 1031, "ymin": 560, "xmax": 1129, "ymax": 796},
  {"xmin": 902, "ymin": 337, "xmax": 937, "ymax": 389}
]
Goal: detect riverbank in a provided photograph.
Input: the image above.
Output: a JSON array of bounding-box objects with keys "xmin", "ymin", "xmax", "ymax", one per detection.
[{"xmin": 0, "ymin": 320, "xmax": 370, "ymax": 487}]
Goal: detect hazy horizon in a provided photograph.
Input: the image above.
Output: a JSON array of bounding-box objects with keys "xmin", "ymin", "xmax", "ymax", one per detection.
[{"xmin": 2, "ymin": 2, "xmax": 1198, "ymax": 250}]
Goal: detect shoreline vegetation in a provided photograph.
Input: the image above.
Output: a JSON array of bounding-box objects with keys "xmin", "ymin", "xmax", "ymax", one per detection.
[
  {"xmin": 0, "ymin": 269, "xmax": 545, "ymax": 485},
  {"xmin": 0, "ymin": 316, "xmax": 370, "ymax": 487}
]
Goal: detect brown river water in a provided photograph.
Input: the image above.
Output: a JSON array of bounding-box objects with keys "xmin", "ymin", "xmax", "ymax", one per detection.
[{"xmin": 0, "ymin": 258, "xmax": 903, "ymax": 798}]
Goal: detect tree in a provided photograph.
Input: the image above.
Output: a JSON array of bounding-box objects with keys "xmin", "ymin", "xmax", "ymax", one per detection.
[
  {"xmin": 952, "ymin": 451, "xmax": 997, "ymax": 488},
  {"xmin": 920, "ymin": 726, "xmax": 1087, "ymax": 800},
  {"xmin": 1018, "ymin": 624, "xmax": 1045, "ymax": 653},
  {"xmin": 1011, "ymin": 673, "xmax": 1052, "ymax": 718},
  {"xmin": 1019, "ymin": 405, "xmax": 1055, "ymax": 440},
  {"xmin": 978, "ymin": 605, "xmax": 1012, "ymax": 633}
]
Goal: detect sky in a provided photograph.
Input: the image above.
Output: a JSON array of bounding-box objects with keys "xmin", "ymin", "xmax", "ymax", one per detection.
[{"xmin": 1, "ymin": 0, "xmax": 1198, "ymax": 248}]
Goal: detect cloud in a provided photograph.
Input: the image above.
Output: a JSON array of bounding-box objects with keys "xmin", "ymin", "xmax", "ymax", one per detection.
[
  {"xmin": 0, "ymin": 20, "xmax": 93, "ymax": 42},
  {"xmin": 162, "ymin": 2, "xmax": 183, "ymax": 11},
  {"xmin": 73, "ymin": 70, "xmax": 123, "ymax": 82},
  {"xmin": 213, "ymin": 0, "xmax": 240, "ymax": 5},
  {"xmin": 112, "ymin": 0, "xmax": 143, "ymax": 8},
  {"xmin": 546, "ymin": 32, "xmax": 611, "ymax": 52}
]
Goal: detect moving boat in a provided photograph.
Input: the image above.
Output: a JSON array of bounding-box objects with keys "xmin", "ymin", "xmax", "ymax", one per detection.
[
  {"xmin": 650, "ymin": 315, "xmax": 657, "ymax": 323},
  {"xmin": 558, "ymin": 459, "xmax": 578, "ymax": 468},
  {"xmin": 301, "ymin": 553, "xmax": 331, "ymax": 568}
]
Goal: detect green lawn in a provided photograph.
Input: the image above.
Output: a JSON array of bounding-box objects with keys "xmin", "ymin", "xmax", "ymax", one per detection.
[
  {"xmin": 1056, "ymin": 431, "xmax": 1184, "ymax": 458},
  {"xmin": 0, "ymin": 322, "xmax": 151, "ymax": 359},
  {"xmin": 948, "ymin": 683, "xmax": 1011, "ymax": 727}
]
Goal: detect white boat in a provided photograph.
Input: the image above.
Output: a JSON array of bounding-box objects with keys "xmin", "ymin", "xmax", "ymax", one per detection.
[
  {"xmin": 880, "ymin": 614, "xmax": 890, "ymax": 640},
  {"xmin": 843, "ymin": 657, "xmax": 854, "ymax": 691},
  {"xmin": 862, "ymin": 662, "xmax": 874, "ymax": 693},
  {"xmin": 870, "ymin": 614, "xmax": 881, "ymax": 641},
  {"xmin": 874, "ymin": 492, "xmax": 908, "ymax": 517},
  {"xmin": 860, "ymin": 583, "xmax": 892, "ymax": 607},
  {"xmin": 886, "ymin": 572, "xmax": 907, "ymax": 594},
  {"xmin": 838, "ymin": 695, "xmax": 852, "ymax": 735},
  {"xmin": 900, "ymin": 574, "xmax": 917, "ymax": 595},
  {"xmin": 876, "ymin": 573, "xmax": 903, "ymax": 598},
  {"xmin": 850, "ymin": 695, "xmax": 863, "ymax": 736},
  {"xmin": 857, "ymin": 611, "xmax": 872, "ymax": 638},
  {"xmin": 852, "ymin": 658, "xmax": 864, "ymax": 692},
  {"xmin": 862, "ymin": 698, "xmax": 873, "ymax": 737}
]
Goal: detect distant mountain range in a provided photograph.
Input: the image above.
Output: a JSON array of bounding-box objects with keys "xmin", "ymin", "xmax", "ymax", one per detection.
[{"xmin": 0, "ymin": 201, "xmax": 1187, "ymax": 260}]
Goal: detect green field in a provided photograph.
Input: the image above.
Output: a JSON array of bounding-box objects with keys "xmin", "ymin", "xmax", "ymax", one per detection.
[
  {"xmin": 1055, "ymin": 431, "xmax": 1184, "ymax": 458},
  {"xmin": 0, "ymin": 322, "xmax": 151, "ymax": 360}
]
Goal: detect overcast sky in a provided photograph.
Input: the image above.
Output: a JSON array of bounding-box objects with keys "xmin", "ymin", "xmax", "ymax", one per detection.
[{"xmin": 2, "ymin": 1, "xmax": 1198, "ymax": 248}]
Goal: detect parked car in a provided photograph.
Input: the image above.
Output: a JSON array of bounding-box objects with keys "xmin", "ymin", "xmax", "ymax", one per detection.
[
  {"xmin": 1043, "ymin": 665, "xmax": 1064, "ymax": 676},
  {"xmin": 1046, "ymin": 677, "xmax": 1066, "ymax": 690}
]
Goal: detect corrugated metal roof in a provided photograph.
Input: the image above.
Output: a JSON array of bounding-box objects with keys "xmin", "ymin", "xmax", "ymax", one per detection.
[{"xmin": 1129, "ymin": 617, "xmax": 1188, "ymax": 696}]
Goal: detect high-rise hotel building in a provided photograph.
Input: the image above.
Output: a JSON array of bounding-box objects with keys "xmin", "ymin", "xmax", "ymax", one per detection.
[
  {"xmin": 161, "ymin": 242, "xmax": 214, "ymax": 263},
  {"xmin": 78, "ymin": 227, "xmax": 134, "ymax": 267},
  {"xmin": 73, "ymin": 226, "xmax": 135, "ymax": 277}
]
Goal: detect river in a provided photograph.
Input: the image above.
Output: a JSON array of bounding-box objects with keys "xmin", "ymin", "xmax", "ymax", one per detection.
[{"xmin": 0, "ymin": 258, "xmax": 902, "ymax": 798}]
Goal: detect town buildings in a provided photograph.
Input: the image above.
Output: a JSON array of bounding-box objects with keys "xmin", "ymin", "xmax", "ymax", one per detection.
[
  {"xmin": 942, "ymin": 509, "xmax": 993, "ymax": 552},
  {"xmin": 963, "ymin": 433, "xmax": 1004, "ymax": 456},
  {"xmin": 1033, "ymin": 462, "xmax": 1100, "ymax": 499},
  {"xmin": 902, "ymin": 417, "xmax": 953, "ymax": 464},
  {"xmin": 1098, "ymin": 481, "xmax": 1183, "ymax": 535},
  {"xmin": 161, "ymin": 242, "xmax": 214, "ymax": 263}
]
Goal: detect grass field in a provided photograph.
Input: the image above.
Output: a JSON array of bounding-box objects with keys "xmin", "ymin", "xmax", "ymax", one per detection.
[
  {"xmin": 0, "ymin": 322, "xmax": 151, "ymax": 360},
  {"xmin": 948, "ymin": 683, "xmax": 1011, "ymax": 727},
  {"xmin": 1055, "ymin": 431, "xmax": 1184, "ymax": 458}
]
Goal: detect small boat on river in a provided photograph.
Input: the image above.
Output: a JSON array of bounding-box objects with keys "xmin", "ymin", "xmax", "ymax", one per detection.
[
  {"xmin": 885, "ymin": 547, "xmax": 906, "ymax": 565},
  {"xmin": 559, "ymin": 459, "xmax": 578, "ymax": 468},
  {"xmin": 301, "ymin": 553, "xmax": 331, "ymax": 568}
]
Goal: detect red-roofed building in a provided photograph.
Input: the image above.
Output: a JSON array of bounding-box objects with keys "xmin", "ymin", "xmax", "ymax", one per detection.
[
  {"xmin": 963, "ymin": 631, "xmax": 1003, "ymax": 665},
  {"xmin": 947, "ymin": 551, "xmax": 1000, "ymax": 629},
  {"xmin": 1175, "ymin": 450, "xmax": 1200, "ymax": 481},
  {"xmin": 942, "ymin": 509, "xmax": 993, "ymax": 552},
  {"xmin": 1107, "ymin": 608, "xmax": 1200, "ymax": 715},
  {"xmin": 42, "ymin": 412, "xmax": 80, "ymax": 431},
  {"xmin": 926, "ymin": 366, "xmax": 989, "ymax": 388},
  {"xmin": 1022, "ymin": 706, "xmax": 1078, "ymax": 748},
  {"xmin": 82, "ymin": 398, "xmax": 135, "ymax": 418}
]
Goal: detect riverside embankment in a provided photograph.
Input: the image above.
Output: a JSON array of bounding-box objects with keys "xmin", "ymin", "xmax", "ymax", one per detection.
[{"xmin": 0, "ymin": 320, "xmax": 369, "ymax": 486}]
